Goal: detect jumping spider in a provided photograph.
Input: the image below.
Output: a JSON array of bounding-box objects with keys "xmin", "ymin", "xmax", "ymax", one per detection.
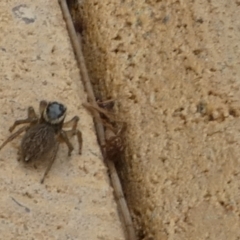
[{"xmin": 0, "ymin": 100, "xmax": 82, "ymax": 183}]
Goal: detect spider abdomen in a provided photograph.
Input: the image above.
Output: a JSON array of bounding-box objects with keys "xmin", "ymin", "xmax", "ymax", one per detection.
[{"xmin": 21, "ymin": 124, "xmax": 56, "ymax": 162}]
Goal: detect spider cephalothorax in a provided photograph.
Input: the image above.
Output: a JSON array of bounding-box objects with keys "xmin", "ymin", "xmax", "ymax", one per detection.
[
  {"xmin": 40, "ymin": 101, "xmax": 67, "ymax": 134},
  {"xmin": 0, "ymin": 100, "xmax": 82, "ymax": 183},
  {"xmin": 42, "ymin": 101, "xmax": 67, "ymax": 125}
]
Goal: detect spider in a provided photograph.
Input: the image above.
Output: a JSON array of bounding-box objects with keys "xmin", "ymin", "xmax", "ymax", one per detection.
[
  {"xmin": 82, "ymin": 99, "xmax": 126, "ymax": 161},
  {"xmin": 0, "ymin": 100, "xmax": 82, "ymax": 183},
  {"xmin": 103, "ymin": 124, "xmax": 126, "ymax": 161}
]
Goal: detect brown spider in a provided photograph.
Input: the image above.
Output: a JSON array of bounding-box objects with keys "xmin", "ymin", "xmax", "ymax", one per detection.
[
  {"xmin": 103, "ymin": 123, "xmax": 126, "ymax": 161},
  {"xmin": 83, "ymin": 99, "xmax": 126, "ymax": 161},
  {"xmin": 0, "ymin": 100, "xmax": 82, "ymax": 183}
]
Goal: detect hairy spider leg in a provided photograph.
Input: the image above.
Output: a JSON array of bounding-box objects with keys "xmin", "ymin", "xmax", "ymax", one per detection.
[
  {"xmin": 39, "ymin": 100, "xmax": 48, "ymax": 116},
  {"xmin": 40, "ymin": 142, "xmax": 60, "ymax": 184},
  {"xmin": 0, "ymin": 126, "xmax": 29, "ymax": 150},
  {"xmin": 9, "ymin": 106, "xmax": 38, "ymax": 132},
  {"xmin": 116, "ymin": 122, "xmax": 127, "ymax": 136},
  {"xmin": 0, "ymin": 106, "xmax": 38, "ymax": 150},
  {"xmin": 63, "ymin": 116, "xmax": 82, "ymax": 154},
  {"xmin": 59, "ymin": 130, "xmax": 74, "ymax": 156}
]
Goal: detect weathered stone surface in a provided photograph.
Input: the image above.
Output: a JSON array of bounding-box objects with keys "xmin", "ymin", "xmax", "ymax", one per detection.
[
  {"xmin": 0, "ymin": 1, "xmax": 125, "ymax": 239},
  {"xmin": 77, "ymin": 0, "xmax": 240, "ymax": 239}
]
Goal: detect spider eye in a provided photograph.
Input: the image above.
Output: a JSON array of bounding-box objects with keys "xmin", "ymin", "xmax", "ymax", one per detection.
[{"xmin": 47, "ymin": 102, "xmax": 66, "ymax": 121}]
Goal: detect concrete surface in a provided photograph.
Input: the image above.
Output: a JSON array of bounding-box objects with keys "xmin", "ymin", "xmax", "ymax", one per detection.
[
  {"xmin": 0, "ymin": 1, "xmax": 125, "ymax": 239},
  {"xmin": 75, "ymin": 0, "xmax": 240, "ymax": 239}
]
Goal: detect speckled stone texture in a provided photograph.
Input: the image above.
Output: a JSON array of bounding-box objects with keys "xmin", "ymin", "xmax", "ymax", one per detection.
[
  {"xmin": 0, "ymin": 1, "xmax": 125, "ymax": 239},
  {"xmin": 76, "ymin": 0, "xmax": 240, "ymax": 239}
]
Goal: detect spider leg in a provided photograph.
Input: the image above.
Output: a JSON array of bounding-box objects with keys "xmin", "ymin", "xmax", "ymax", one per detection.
[
  {"xmin": 82, "ymin": 102, "xmax": 115, "ymax": 120},
  {"xmin": 116, "ymin": 122, "xmax": 127, "ymax": 136},
  {"xmin": 40, "ymin": 142, "xmax": 59, "ymax": 184},
  {"xmin": 64, "ymin": 129, "xmax": 82, "ymax": 154},
  {"xmin": 63, "ymin": 116, "xmax": 79, "ymax": 128},
  {"xmin": 9, "ymin": 106, "xmax": 38, "ymax": 132},
  {"xmin": 39, "ymin": 100, "xmax": 48, "ymax": 116},
  {"xmin": 0, "ymin": 126, "xmax": 29, "ymax": 150},
  {"xmin": 59, "ymin": 130, "xmax": 74, "ymax": 156},
  {"xmin": 63, "ymin": 116, "xmax": 82, "ymax": 154}
]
